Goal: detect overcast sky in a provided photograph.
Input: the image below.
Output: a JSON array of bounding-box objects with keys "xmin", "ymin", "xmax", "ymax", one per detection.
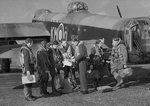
[{"xmin": 0, "ymin": 0, "xmax": 150, "ymax": 23}]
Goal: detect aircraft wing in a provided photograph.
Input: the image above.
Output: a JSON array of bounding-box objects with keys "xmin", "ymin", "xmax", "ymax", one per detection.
[
  {"xmin": 0, "ymin": 22, "xmax": 50, "ymax": 57},
  {"xmin": 0, "ymin": 22, "xmax": 50, "ymax": 39}
]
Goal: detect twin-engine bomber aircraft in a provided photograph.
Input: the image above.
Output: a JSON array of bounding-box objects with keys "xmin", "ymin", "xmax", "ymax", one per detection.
[{"xmin": 0, "ymin": 1, "xmax": 150, "ymax": 78}]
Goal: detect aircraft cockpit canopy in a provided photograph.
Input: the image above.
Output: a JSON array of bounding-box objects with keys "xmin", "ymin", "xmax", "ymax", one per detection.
[
  {"xmin": 67, "ymin": 1, "xmax": 88, "ymax": 14},
  {"xmin": 33, "ymin": 9, "xmax": 52, "ymax": 21}
]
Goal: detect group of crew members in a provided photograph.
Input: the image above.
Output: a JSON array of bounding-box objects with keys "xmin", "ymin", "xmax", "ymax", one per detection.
[{"xmin": 19, "ymin": 36, "xmax": 128, "ymax": 101}]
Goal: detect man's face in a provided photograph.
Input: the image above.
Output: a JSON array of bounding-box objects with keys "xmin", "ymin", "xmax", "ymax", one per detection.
[
  {"xmin": 72, "ymin": 41, "xmax": 78, "ymax": 46},
  {"xmin": 50, "ymin": 45, "xmax": 53, "ymax": 48},
  {"xmin": 53, "ymin": 44, "xmax": 58, "ymax": 49},
  {"xmin": 27, "ymin": 42, "xmax": 33, "ymax": 47},
  {"xmin": 62, "ymin": 41, "xmax": 67, "ymax": 47},
  {"xmin": 96, "ymin": 43, "xmax": 100, "ymax": 47},
  {"xmin": 112, "ymin": 40, "xmax": 118, "ymax": 47},
  {"xmin": 99, "ymin": 38, "xmax": 104, "ymax": 44}
]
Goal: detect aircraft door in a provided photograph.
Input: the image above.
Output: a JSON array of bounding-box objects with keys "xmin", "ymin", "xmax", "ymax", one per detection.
[
  {"xmin": 124, "ymin": 20, "xmax": 149, "ymax": 64},
  {"xmin": 124, "ymin": 20, "xmax": 142, "ymax": 52}
]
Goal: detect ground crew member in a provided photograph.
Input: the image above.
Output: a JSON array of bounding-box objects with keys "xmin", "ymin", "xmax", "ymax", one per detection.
[
  {"xmin": 94, "ymin": 38, "xmax": 110, "ymax": 60},
  {"xmin": 19, "ymin": 38, "xmax": 36, "ymax": 101},
  {"xmin": 50, "ymin": 41, "xmax": 64, "ymax": 90},
  {"xmin": 46, "ymin": 42, "xmax": 61, "ymax": 96},
  {"xmin": 60, "ymin": 39, "xmax": 75, "ymax": 79},
  {"xmin": 110, "ymin": 37, "xmax": 128, "ymax": 88},
  {"xmin": 93, "ymin": 39, "xmax": 111, "ymax": 75},
  {"xmin": 51, "ymin": 41, "xmax": 63, "ymax": 74},
  {"xmin": 60, "ymin": 39, "xmax": 77, "ymax": 89},
  {"xmin": 36, "ymin": 40, "xmax": 51, "ymax": 97},
  {"xmin": 89, "ymin": 41, "xmax": 104, "ymax": 89},
  {"xmin": 72, "ymin": 38, "xmax": 88, "ymax": 94}
]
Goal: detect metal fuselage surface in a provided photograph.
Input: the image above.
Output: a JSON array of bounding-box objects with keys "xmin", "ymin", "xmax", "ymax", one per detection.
[{"xmin": 33, "ymin": 9, "xmax": 150, "ymax": 65}]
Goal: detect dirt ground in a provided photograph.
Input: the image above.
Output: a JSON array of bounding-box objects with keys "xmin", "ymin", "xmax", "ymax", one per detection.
[{"xmin": 0, "ymin": 72, "xmax": 150, "ymax": 106}]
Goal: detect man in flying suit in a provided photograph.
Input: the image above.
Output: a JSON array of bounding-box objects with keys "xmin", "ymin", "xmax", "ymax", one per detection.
[
  {"xmin": 59, "ymin": 39, "xmax": 78, "ymax": 89},
  {"xmin": 72, "ymin": 38, "xmax": 88, "ymax": 94},
  {"xmin": 60, "ymin": 39, "xmax": 75, "ymax": 79},
  {"xmin": 19, "ymin": 38, "xmax": 36, "ymax": 101},
  {"xmin": 46, "ymin": 42, "xmax": 61, "ymax": 96},
  {"xmin": 110, "ymin": 37, "xmax": 128, "ymax": 89},
  {"xmin": 36, "ymin": 40, "xmax": 51, "ymax": 97},
  {"xmin": 51, "ymin": 41, "xmax": 64, "ymax": 75}
]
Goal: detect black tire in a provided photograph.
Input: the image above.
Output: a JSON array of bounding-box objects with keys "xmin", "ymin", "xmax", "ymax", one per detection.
[{"xmin": 1, "ymin": 59, "xmax": 11, "ymax": 73}]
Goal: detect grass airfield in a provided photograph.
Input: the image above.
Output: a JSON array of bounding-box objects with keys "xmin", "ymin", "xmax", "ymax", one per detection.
[{"xmin": 1, "ymin": 71, "xmax": 150, "ymax": 106}]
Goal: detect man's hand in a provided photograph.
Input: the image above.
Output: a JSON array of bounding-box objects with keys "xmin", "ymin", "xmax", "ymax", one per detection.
[
  {"xmin": 90, "ymin": 65, "xmax": 93, "ymax": 70},
  {"xmin": 71, "ymin": 56, "xmax": 74, "ymax": 59},
  {"xmin": 45, "ymin": 70, "xmax": 51, "ymax": 79},
  {"xmin": 123, "ymin": 64, "xmax": 127, "ymax": 68},
  {"xmin": 27, "ymin": 71, "xmax": 30, "ymax": 75},
  {"xmin": 45, "ymin": 70, "xmax": 49, "ymax": 73},
  {"xmin": 71, "ymin": 58, "xmax": 75, "ymax": 62}
]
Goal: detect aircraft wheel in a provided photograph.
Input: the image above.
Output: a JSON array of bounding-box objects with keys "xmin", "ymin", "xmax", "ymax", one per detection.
[{"xmin": 1, "ymin": 58, "xmax": 11, "ymax": 73}]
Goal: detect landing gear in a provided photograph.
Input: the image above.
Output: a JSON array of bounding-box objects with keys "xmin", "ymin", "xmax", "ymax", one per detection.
[{"xmin": 0, "ymin": 58, "xmax": 11, "ymax": 73}]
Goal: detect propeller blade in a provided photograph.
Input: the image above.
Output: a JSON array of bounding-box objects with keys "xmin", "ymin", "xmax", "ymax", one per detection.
[{"xmin": 116, "ymin": 5, "xmax": 122, "ymax": 18}]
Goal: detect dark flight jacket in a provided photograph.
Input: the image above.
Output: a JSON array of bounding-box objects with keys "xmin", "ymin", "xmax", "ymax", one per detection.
[
  {"xmin": 47, "ymin": 48, "xmax": 55, "ymax": 68},
  {"xmin": 36, "ymin": 46, "xmax": 51, "ymax": 75},
  {"xmin": 52, "ymin": 48, "xmax": 63, "ymax": 69}
]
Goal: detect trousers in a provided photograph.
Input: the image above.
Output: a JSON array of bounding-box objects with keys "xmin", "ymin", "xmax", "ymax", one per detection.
[
  {"xmin": 24, "ymin": 83, "xmax": 32, "ymax": 98},
  {"xmin": 39, "ymin": 73, "xmax": 49, "ymax": 94},
  {"xmin": 78, "ymin": 60, "xmax": 88, "ymax": 91}
]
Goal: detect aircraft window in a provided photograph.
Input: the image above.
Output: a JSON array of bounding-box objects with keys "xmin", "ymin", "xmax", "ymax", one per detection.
[
  {"xmin": 78, "ymin": 27, "xmax": 80, "ymax": 32},
  {"xmin": 143, "ymin": 21, "xmax": 148, "ymax": 25},
  {"xmin": 71, "ymin": 35, "xmax": 78, "ymax": 40},
  {"xmin": 139, "ymin": 20, "xmax": 150, "ymax": 39},
  {"xmin": 125, "ymin": 30, "xmax": 129, "ymax": 35},
  {"xmin": 65, "ymin": 27, "xmax": 67, "ymax": 30},
  {"xmin": 83, "ymin": 28, "xmax": 87, "ymax": 32},
  {"xmin": 131, "ymin": 26, "xmax": 137, "ymax": 31}
]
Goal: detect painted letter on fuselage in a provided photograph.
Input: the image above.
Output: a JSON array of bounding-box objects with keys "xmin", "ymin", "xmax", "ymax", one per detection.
[{"xmin": 50, "ymin": 23, "xmax": 67, "ymax": 41}]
